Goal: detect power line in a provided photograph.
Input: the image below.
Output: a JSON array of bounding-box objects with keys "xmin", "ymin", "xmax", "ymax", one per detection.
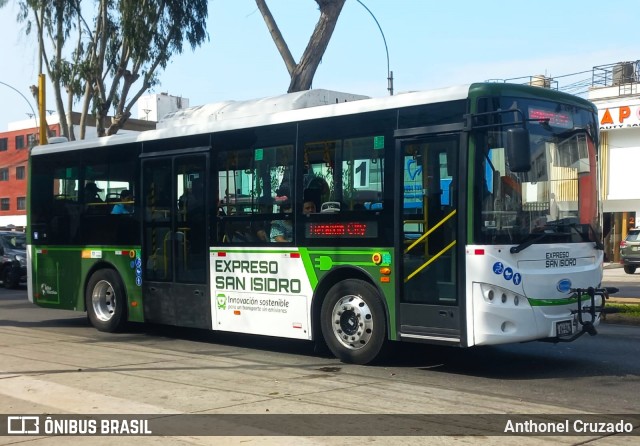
[{"xmin": 0, "ymin": 81, "xmax": 38, "ymax": 129}]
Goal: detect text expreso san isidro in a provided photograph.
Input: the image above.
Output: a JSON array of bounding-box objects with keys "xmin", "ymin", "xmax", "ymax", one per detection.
[
  {"xmin": 211, "ymin": 251, "xmax": 313, "ymax": 339},
  {"xmin": 214, "ymin": 259, "xmax": 302, "ymax": 294}
]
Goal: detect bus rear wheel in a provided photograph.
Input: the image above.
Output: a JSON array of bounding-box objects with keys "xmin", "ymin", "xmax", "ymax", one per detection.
[
  {"xmin": 86, "ymin": 269, "xmax": 127, "ymax": 332},
  {"xmin": 320, "ymin": 279, "xmax": 387, "ymax": 365}
]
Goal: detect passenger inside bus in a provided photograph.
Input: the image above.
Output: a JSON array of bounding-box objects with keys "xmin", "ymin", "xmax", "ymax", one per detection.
[
  {"xmin": 84, "ymin": 182, "xmax": 103, "ymax": 203},
  {"xmin": 302, "ymin": 200, "xmax": 317, "ymax": 215},
  {"xmin": 304, "ymin": 176, "xmax": 329, "ymax": 211},
  {"xmin": 230, "ymin": 219, "xmax": 269, "ymax": 243},
  {"xmin": 270, "ymin": 202, "xmax": 293, "ymax": 242},
  {"xmin": 111, "ymin": 189, "xmax": 133, "ymax": 214},
  {"xmin": 230, "ymin": 223, "xmax": 254, "ymax": 243},
  {"xmin": 251, "ymin": 219, "xmax": 269, "ymax": 242},
  {"xmin": 270, "ymin": 198, "xmax": 316, "ymax": 242},
  {"xmin": 178, "ymin": 180, "xmax": 203, "ymax": 221}
]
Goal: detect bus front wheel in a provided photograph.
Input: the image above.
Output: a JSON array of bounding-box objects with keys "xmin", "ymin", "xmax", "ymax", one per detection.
[
  {"xmin": 320, "ymin": 279, "xmax": 387, "ymax": 365},
  {"xmin": 85, "ymin": 269, "xmax": 127, "ymax": 332}
]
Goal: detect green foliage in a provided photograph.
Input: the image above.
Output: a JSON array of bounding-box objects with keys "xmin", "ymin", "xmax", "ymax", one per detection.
[
  {"xmin": 607, "ymin": 303, "xmax": 640, "ymax": 317},
  {"xmin": 10, "ymin": 0, "xmax": 210, "ymax": 137}
]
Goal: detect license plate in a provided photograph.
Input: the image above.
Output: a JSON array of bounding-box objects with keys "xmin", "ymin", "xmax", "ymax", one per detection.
[{"xmin": 556, "ymin": 320, "xmax": 572, "ymax": 336}]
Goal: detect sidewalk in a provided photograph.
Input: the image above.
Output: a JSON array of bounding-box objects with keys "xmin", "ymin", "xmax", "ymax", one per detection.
[
  {"xmin": 607, "ymin": 296, "xmax": 640, "ymax": 304},
  {"xmin": 602, "ymin": 262, "xmax": 640, "ymax": 304}
]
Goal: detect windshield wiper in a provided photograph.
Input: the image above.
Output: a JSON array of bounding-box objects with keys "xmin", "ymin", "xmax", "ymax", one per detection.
[
  {"xmin": 545, "ymin": 218, "xmax": 605, "ymax": 249},
  {"xmin": 511, "ymin": 219, "xmax": 603, "ymax": 254},
  {"xmin": 510, "ymin": 231, "xmax": 550, "ymax": 254}
]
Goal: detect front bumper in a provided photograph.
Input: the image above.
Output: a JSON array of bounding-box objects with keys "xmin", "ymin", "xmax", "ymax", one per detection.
[{"xmin": 620, "ymin": 256, "xmax": 640, "ymax": 266}]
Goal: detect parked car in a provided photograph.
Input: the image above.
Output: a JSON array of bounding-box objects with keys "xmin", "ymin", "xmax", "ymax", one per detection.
[
  {"xmin": 0, "ymin": 231, "xmax": 27, "ymax": 288},
  {"xmin": 619, "ymin": 228, "xmax": 640, "ymax": 274}
]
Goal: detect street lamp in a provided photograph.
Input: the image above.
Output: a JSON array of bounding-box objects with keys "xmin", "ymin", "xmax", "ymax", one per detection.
[
  {"xmin": 355, "ymin": 0, "xmax": 393, "ymax": 95},
  {"xmin": 0, "ymin": 80, "xmax": 38, "ymax": 129}
]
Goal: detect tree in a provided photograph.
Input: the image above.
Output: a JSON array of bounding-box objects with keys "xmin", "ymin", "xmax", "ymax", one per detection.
[
  {"xmin": 255, "ymin": 0, "xmax": 345, "ymax": 93},
  {"xmin": 13, "ymin": 0, "xmax": 209, "ymax": 139},
  {"xmin": 22, "ymin": 0, "xmax": 82, "ymax": 140}
]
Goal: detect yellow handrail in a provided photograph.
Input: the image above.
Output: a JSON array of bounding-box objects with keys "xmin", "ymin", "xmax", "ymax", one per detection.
[
  {"xmin": 405, "ymin": 240, "xmax": 456, "ymax": 282},
  {"xmin": 404, "ymin": 209, "xmax": 457, "ymax": 254}
]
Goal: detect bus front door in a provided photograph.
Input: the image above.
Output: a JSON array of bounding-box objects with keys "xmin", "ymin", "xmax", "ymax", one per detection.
[
  {"xmin": 141, "ymin": 153, "xmax": 211, "ymax": 329},
  {"xmin": 396, "ymin": 134, "xmax": 462, "ymax": 344}
]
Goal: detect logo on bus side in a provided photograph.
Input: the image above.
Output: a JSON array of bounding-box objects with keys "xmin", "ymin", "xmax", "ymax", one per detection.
[
  {"xmin": 556, "ymin": 279, "xmax": 572, "ymax": 293},
  {"xmin": 40, "ymin": 283, "xmax": 58, "ymax": 295},
  {"xmin": 217, "ymin": 294, "xmax": 227, "ymax": 310}
]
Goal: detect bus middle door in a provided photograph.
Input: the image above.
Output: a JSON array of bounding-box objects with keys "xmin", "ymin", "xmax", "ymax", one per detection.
[
  {"xmin": 395, "ymin": 131, "xmax": 462, "ymax": 344},
  {"xmin": 141, "ymin": 152, "xmax": 210, "ymax": 329}
]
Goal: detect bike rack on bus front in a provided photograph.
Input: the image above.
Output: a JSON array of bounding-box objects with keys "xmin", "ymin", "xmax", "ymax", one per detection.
[{"xmin": 553, "ymin": 286, "xmax": 618, "ymax": 342}]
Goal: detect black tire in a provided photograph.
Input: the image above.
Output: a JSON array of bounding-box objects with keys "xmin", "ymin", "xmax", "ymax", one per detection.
[
  {"xmin": 2, "ymin": 265, "xmax": 19, "ymax": 289},
  {"xmin": 85, "ymin": 269, "xmax": 127, "ymax": 332},
  {"xmin": 320, "ymin": 279, "xmax": 387, "ymax": 365},
  {"xmin": 624, "ymin": 265, "xmax": 636, "ymax": 274}
]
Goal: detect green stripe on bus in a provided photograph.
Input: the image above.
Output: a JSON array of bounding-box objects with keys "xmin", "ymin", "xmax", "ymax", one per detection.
[
  {"xmin": 528, "ymin": 295, "xmax": 590, "ymax": 306},
  {"xmin": 297, "ymin": 248, "xmax": 318, "ymax": 288}
]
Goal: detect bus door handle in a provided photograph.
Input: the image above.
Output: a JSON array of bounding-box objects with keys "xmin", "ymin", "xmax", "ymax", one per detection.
[{"xmin": 439, "ymin": 310, "xmax": 453, "ymax": 318}]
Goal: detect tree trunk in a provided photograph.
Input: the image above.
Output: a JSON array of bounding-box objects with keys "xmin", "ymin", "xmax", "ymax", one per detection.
[
  {"xmin": 255, "ymin": 0, "xmax": 296, "ymax": 76},
  {"xmin": 256, "ymin": 0, "xmax": 345, "ymax": 93},
  {"xmin": 288, "ymin": 0, "xmax": 345, "ymax": 92}
]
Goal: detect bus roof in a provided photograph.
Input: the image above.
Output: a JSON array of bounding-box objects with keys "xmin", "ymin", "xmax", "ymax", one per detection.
[
  {"xmin": 31, "ymin": 83, "xmax": 472, "ymax": 156},
  {"xmin": 31, "ymin": 82, "xmax": 590, "ymax": 156},
  {"xmin": 157, "ymin": 89, "xmax": 371, "ymax": 128}
]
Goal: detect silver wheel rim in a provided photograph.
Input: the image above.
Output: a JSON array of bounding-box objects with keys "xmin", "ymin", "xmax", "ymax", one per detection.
[
  {"xmin": 330, "ymin": 294, "xmax": 374, "ymax": 350},
  {"xmin": 91, "ymin": 279, "xmax": 116, "ymax": 322}
]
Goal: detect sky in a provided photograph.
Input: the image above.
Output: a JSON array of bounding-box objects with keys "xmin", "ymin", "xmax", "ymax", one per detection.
[{"xmin": 0, "ymin": 0, "xmax": 638, "ymax": 131}]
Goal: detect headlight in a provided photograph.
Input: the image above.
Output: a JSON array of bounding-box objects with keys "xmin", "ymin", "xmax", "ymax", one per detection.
[
  {"xmin": 479, "ymin": 283, "xmax": 529, "ymax": 308},
  {"xmin": 15, "ymin": 254, "xmax": 26, "ymax": 267}
]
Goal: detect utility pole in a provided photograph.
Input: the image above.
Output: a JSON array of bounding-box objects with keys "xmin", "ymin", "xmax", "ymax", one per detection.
[
  {"xmin": 38, "ymin": 74, "xmax": 47, "ymax": 145},
  {"xmin": 356, "ymin": 0, "xmax": 393, "ymax": 95}
]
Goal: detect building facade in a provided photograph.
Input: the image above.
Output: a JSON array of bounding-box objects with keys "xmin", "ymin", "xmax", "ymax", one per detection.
[
  {"xmin": 0, "ymin": 123, "xmax": 58, "ymax": 230},
  {"xmin": 588, "ymin": 61, "xmax": 640, "ymax": 262},
  {"xmin": 137, "ymin": 92, "xmax": 189, "ymax": 122}
]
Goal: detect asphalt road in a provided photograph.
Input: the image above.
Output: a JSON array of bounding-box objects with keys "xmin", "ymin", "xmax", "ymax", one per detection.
[
  {"xmin": 1, "ymin": 285, "xmax": 639, "ymax": 419},
  {"xmin": 603, "ymin": 266, "xmax": 640, "ymax": 298}
]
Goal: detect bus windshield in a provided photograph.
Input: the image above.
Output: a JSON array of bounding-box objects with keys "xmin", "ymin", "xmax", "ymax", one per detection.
[{"xmin": 475, "ymin": 97, "xmax": 599, "ymax": 247}]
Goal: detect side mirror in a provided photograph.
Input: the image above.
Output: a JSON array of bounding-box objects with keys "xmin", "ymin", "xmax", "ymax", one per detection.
[{"xmin": 505, "ymin": 128, "xmax": 531, "ymax": 172}]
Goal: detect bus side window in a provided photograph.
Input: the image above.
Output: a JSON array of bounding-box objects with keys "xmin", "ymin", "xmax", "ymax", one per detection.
[
  {"xmin": 342, "ymin": 136, "xmax": 384, "ymax": 212},
  {"xmin": 217, "ymin": 143, "xmax": 292, "ymax": 244}
]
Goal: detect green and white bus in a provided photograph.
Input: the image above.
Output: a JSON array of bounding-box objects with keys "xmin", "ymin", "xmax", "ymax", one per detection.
[{"xmin": 28, "ymin": 83, "xmax": 609, "ymax": 364}]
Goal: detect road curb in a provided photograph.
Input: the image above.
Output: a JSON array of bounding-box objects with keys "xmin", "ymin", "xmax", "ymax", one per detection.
[{"xmin": 607, "ymin": 297, "xmax": 640, "ymax": 304}]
